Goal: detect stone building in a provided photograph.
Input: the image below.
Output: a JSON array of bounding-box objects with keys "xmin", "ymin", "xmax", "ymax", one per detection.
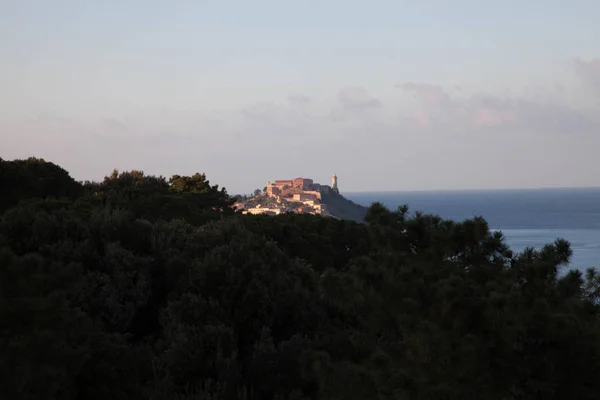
[
  {"xmin": 266, "ymin": 185, "xmax": 280, "ymax": 196},
  {"xmin": 274, "ymin": 180, "xmax": 293, "ymax": 188},
  {"xmin": 293, "ymin": 192, "xmax": 318, "ymax": 202},
  {"xmin": 293, "ymin": 178, "xmax": 314, "ymax": 190}
]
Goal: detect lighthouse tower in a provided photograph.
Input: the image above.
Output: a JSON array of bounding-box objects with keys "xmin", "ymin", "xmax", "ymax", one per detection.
[{"xmin": 331, "ymin": 174, "xmax": 338, "ymax": 193}]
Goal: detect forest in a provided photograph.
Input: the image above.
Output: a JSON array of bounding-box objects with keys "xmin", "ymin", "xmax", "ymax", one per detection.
[{"xmin": 2, "ymin": 156, "xmax": 600, "ymax": 400}]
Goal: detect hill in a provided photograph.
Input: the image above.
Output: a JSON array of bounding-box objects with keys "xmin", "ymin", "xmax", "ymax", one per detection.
[
  {"xmin": 238, "ymin": 177, "xmax": 367, "ymax": 222},
  {"xmin": 237, "ymin": 188, "xmax": 367, "ymax": 222},
  {"xmin": 320, "ymin": 189, "xmax": 367, "ymax": 222}
]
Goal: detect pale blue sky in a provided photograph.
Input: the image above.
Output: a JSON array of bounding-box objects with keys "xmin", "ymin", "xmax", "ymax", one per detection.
[{"xmin": 2, "ymin": 0, "xmax": 600, "ymax": 193}]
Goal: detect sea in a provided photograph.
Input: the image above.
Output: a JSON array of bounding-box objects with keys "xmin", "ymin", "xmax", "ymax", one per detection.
[{"xmin": 346, "ymin": 188, "xmax": 600, "ymax": 272}]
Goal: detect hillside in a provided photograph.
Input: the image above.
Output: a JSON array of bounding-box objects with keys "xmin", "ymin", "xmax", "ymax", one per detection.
[
  {"xmin": 236, "ymin": 186, "xmax": 368, "ymax": 222},
  {"xmin": 321, "ymin": 190, "xmax": 368, "ymax": 222}
]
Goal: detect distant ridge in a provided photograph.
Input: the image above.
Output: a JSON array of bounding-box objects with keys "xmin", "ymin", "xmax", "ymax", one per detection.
[{"xmin": 320, "ymin": 189, "xmax": 367, "ymax": 223}]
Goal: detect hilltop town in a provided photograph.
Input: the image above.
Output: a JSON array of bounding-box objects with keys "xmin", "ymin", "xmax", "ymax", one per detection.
[
  {"xmin": 234, "ymin": 175, "xmax": 368, "ymax": 222},
  {"xmin": 235, "ymin": 175, "xmax": 339, "ymax": 217}
]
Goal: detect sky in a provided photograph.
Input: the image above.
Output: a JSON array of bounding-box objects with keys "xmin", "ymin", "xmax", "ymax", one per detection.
[{"xmin": 1, "ymin": 0, "xmax": 600, "ymax": 194}]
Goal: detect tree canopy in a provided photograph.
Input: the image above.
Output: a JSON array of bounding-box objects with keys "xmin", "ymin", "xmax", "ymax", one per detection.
[
  {"xmin": 1, "ymin": 157, "xmax": 600, "ymax": 400},
  {"xmin": 0, "ymin": 157, "xmax": 83, "ymax": 214}
]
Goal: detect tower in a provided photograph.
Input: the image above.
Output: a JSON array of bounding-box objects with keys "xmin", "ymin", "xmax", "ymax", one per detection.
[{"xmin": 331, "ymin": 174, "xmax": 338, "ymax": 192}]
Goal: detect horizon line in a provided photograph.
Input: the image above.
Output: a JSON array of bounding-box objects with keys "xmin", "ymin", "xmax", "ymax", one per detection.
[{"xmin": 343, "ymin": 185, "xmax": 600, "ymax": 194}]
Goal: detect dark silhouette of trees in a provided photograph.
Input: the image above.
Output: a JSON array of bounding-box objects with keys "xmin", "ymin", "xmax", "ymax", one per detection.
[
  {"xmin": 0, "ymin": 157, "xmax": 82, "ymax": 214},
  {"xmin": 1, "ymin": 157, "xmax": 600, "ymax": 399}
]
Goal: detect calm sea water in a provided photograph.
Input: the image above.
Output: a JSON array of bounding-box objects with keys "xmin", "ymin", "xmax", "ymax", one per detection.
[{"xmin": 346, "ymin": 188, "xmax": 600, "ymax": 271}]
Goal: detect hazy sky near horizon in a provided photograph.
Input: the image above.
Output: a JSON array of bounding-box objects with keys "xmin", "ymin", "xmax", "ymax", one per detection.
[{"xmin": 2, "ymin": 0, "xmax": 600, "ymax": 193}]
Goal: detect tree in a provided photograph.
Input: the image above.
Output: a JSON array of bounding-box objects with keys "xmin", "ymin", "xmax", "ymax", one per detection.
[
  {"xmin": 0, "ymin": 248, "xmax": 89, "ymax": 399},
  {"xmin": 0, "ymin": 157, "xmax": 82, "ymax": 215},
  {"xmin": 3, "ymin": 158, "xmax": 600, "ymax": 399}
]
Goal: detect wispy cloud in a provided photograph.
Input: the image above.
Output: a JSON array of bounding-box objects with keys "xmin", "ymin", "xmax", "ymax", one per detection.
[
  {"xmin": 574, "ymin": 58, "xmax": 600, "ymax": 90},
  {"xmin": 102, "ymin": 118, "xmax": 129, "ymax": 133},
  {"xmin": 398, "ymin": 82, "xmax": 451, "ymax": 106},
  {"xmin": 288, "ymin": 93, "xmax": 311, "ymax": 106},
  {"xmin": 329, "ymin": 86, "xmax": 382, "ymax": 121},
  {"xmin": 399, "ymin": 81, "xmax": 597, "ymax": 135},
  {"xmin": 4, "ymin": 58, "xmax": 600, "ymax": 192},
  {"xmin": 337, "ymin": 86, "xmax": 382, "ymax": 110},
  {"xmin": 35, "ymin": 114, "xmax": 74, "ymax": 125}
]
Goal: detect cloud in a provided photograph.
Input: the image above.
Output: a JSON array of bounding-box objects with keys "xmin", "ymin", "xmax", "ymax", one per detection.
[
  {"xmin": 236, "ymin": 97, "xmax": 312, "ymax": 130},
  {"xmin": 399, "ymin": 82, "xmax": 451, "ymax": 106},
  {"xmin": 102, "ymin": 118, "xmax": 129, "ymax": 133},
  {"xmin": 337, "ymin": 86, "xmax": 382, "ymax": 110},
  {"xmin": 328, "ymin": 86, "xmax": 382, "ymax": 122},
  {"xmin": 574, "ymin": 58, "xmax": 600, "ymax": 89},
  {"xmin": 411, "ymin": 110, "xmax": 434, "ymax": 129},
  {"xmin": 399, "ymin": 81, "xmax": 596, "ymax": 135},
  {"xmin": 288, "ymin": 93, "xmax": 311, "ymax": 106},
  {"xmin": 240, "ymin": 102, "xmax": 280, "ymax": 124},
  {"xmin": 233, "ymin": 99, "xmax": 317, "ymax": 142},
  {"xmin": 35, "ymin": 114, "xmax": 74, "ymax": 125},
  {"xmin": 5, "ymin": 73, "xmax": 600, "ymax": 193},
  {"xmin": 463, "ymin": 93, "xmax": 519, "ymax": 128}
]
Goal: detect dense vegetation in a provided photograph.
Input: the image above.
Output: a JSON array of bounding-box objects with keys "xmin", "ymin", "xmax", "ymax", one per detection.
[{"xmin": 2, "ymin": 157, "xmax": 600, "ymax": 400}]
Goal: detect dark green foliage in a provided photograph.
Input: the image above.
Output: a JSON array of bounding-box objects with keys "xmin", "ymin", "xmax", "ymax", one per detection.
[
  {"xmin": 83, "ymin": 169, "xmax": 235, "ymax": 225},
  {"xmin": 0, "ymin": 157, "xmax": 83, "ymax": 214},
  {"xmin": 0, "ymin": 248, "xmax": 88, "ymax": 400},
  {"xmin": 2, "ymin": 157, "xmax": 600, "ymax": 399}
]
